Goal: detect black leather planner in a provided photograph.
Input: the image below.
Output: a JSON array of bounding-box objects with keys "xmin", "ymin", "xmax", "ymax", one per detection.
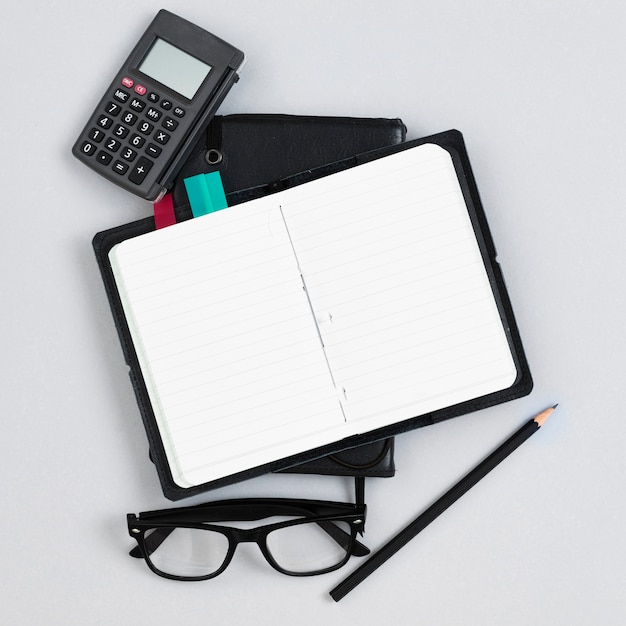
[{"xmin": 94, "ymin": 126, "xmax": 532, "ymax": 500}]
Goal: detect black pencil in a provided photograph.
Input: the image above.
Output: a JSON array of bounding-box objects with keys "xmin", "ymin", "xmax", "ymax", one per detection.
[{"xmin": 330, "ymin": 405, "xmax": 557, "ymax": 602}]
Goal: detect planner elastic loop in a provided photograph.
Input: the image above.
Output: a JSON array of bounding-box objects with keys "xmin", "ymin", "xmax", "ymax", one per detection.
[
  {"xmin": 153, "ymin": 193, "xmax": 177, "ymax": 229},
  {"xmin": 184, "ymin": 171, "xmax": 228, "ymax": 217}
]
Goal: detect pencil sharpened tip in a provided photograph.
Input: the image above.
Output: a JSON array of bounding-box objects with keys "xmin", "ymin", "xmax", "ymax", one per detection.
[
  {"xmin": 534, "ymin": 404, "xmax": 557, "ymax": 427},
  {"xmin": 552, "ymin": 403, "xmax": 559, "ymax": 409}
]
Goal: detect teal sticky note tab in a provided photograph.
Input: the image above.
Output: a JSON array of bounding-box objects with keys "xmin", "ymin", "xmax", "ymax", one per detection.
[
  {"xmin": 184, "ymin": 174, "xmax": 211, "ymax": 217},
  {"xmin": 184, "ymin": 171, "xmax": 228, "ymax": 217},
  {"xmin": 205, "ymin": 171, "xmax": 228, "ymax": 212}
]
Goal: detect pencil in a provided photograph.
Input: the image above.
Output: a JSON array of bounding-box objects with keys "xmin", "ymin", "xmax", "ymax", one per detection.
[{"xmin": 330, "ymin": 405, "xmax": 557, "ymax": 602}]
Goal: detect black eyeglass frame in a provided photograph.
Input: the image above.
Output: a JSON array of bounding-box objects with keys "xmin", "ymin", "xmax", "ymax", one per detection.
[{"xmin": 128, "ymin": 481, "xmax": 367, "ymax": 581}]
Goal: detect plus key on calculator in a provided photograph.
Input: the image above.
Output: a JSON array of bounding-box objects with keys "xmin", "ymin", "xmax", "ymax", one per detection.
[{"xmin": 72, "ymin": 10, "xmax": 245, "ymax": 201}]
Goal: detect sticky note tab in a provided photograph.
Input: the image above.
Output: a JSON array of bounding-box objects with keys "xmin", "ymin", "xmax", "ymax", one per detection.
[
  {"xmin": 184, "ymin": 171, "xmax": 228, "ymax": 218},
  {"xmin": 153, "ymin": 193, "xmax": 176, "ymax": 229}
]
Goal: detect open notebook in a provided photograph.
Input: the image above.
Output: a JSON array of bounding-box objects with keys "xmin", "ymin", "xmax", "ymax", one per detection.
[{"xmin": 101, "ymin": 132, "xmax": 531, "ymax": 494}]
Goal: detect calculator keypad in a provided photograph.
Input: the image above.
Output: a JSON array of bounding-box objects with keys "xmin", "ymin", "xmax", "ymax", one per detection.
[{"xmin": 79, "ymin": 77, "xmax": 186, "ymax": 190}]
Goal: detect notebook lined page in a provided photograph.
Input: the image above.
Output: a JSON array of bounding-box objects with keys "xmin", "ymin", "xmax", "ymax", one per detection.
[
  {"xmin": 110, "ymin": 197, "xmax": 345, "ymax": 487},
  {"xmin": 281, "ymin": 144, "xmax": 519, "ymax": 431}
]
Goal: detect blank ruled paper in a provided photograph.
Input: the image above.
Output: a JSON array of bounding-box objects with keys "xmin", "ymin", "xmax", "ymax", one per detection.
[
  {"xmin": 110, "ymin": 143, "xmax": 519, "ymax": 487},
  {"xmin": 282, "ymin": 145, "xmax": 518, "ymax": 431},
  {"xmin": 110, "ymin": 197, "xmax": 345, "ymax": 487}
]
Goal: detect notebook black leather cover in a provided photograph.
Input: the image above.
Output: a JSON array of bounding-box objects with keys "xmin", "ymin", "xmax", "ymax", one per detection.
[
  {"xmin": 95, "ymin": 115, "xmax": 406, "ymax": 498},
  {"xmin": 94, "ymin": 127, "xmax": 532, "ymax": 500}
]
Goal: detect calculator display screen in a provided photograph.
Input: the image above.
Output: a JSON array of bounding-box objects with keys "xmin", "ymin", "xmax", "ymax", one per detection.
[{"xmin": 138, "ymin": 38, "xmax": 212, "ymax": 99}]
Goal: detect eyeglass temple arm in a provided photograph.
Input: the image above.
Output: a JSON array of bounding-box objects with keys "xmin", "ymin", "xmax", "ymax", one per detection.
[
  {"xmin": 316, "ymin": 521, "xmax": 369, "ymax": 556},
  {"xmin": 129, "ymin": 527, "xmax": 172, "ymax": 559},
  {"xmin": 355, "ymin": 476, "xmax": 365, "ymax": 511}
]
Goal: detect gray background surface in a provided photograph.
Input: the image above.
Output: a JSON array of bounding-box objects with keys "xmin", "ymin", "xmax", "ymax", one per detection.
[{"xmin": 2, "ymin": 1, "xmax": 625, "ymax": 624}]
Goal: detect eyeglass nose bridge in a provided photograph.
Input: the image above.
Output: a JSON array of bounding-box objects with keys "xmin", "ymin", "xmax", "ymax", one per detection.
[
  {"xmin": 225, "ymin": 527, "xmax": 281, "ymax": 574},
  {"xmin": 228, "ymin": 526, "xmax": 267, "ymax": 545}
]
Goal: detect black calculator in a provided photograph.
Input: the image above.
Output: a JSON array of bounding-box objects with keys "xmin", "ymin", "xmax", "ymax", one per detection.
[{"xmin": 72, "ymin": 10, "xmax": 245, "ymax": 202}]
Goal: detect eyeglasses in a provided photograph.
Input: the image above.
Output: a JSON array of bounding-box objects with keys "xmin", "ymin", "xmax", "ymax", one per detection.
[{"xmin": 128, "ymin": 478, "xmax": 368, "ymax": 581}]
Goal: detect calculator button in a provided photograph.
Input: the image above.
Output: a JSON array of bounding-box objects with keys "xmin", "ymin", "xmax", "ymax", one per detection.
[
  {"xmin": 129, "ymin": 134, "xmax": 146, "ymax": 148},
  {"xmin": 137, "ymin": 121, "xmax": 154, "ymax": 135},
  {"xmin": 134, "ymin": 84, "xmax": 147, "ymax": 96},
  {"xmin": 160, "ymin": 99, "xmax": 172, "ymax": 110},
  {"xmin": 96, "ymin": 151, "xmax": 112, "ymax": 165},
  {"xmin": 80, "ymin": 141, "xmax": 97, "ymax": 156},
  {"xmin": 105, "ymin": 137, "xmax": 121, "ymax": 152},
  {"xmin": 145, "ymin": 107, "xmax": 161, "ymax": 122},
  {"xmin": 88, "ymin": 128, "xmax": 105, "ymax": 142},
  {"xmin": 128, "ymin": 156, "xmax": 153, "ymax": 185},
  {"xmin": 114, "ymin": 89, "xmax": 130, "ymax": 103},
  {"xmin": 162, "ymin": 117, "xmax": 178, "ymax": 131},
  {"xmin": 112, "ymin": 124, "xmax": 129, "ymax": 139},
  {"xmin": 112, "ymin": 160, "xmax": 129, "ymax": 175},
  {"xmin": 147, "ymin": 92, "xmax": 159, "ymax": 103},
  {"xmin": 121, "ymin": 147, "xmax": 137, "ymax": 162},
  {"xmin": 121, "ymin": 111, "xmax": 138, "ymax": 126},
  {"xmin": 121, "ymin": 77, "xmax": 134, "ymax": 88},
  {"xmin": 105, "ymin": 102, "xmax": 122, "ymax": 116},
  {"xmin": 97, "ymin": 115, "xmax": 113, "ymax": 129},
  {"xmin": 154, "ymin": 130, "xmax": 170, "ymax": 145},
  {"xmin": 129, "ymin": 98, "xmax": 145, "ymax": 112},
  {"xmin": 173, "ymin": 106, "xmax": 185, "ymax": 118},
  {"xmin": 145, "ymin": 143, "xmax": 161, "ymax": 158}
]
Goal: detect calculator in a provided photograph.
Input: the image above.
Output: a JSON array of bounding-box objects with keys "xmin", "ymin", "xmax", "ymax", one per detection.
[{"xmin": 72, "ymin": 10, "xmax": 245, "ymax": 202}]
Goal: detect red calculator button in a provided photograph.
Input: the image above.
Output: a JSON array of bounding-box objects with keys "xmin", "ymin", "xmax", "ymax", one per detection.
[
  {"xmin": 121, "ymin": 77, "xmax": 134, "ymax": 88},
  {"xmin": 134, "ymin": 84, "xmax": 147, "ymax": 96}
]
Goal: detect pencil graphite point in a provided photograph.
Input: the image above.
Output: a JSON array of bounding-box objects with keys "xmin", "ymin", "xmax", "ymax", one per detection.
[{"xmin": 534, "ymin": 404, "xmax": 558, "ymax": 427}]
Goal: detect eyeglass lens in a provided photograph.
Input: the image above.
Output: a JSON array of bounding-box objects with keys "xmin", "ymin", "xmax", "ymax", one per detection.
[
  {"xmin": 146, "ymin": 527, "xmax": 229, "ymax": 578},
  {"xmin": 266, "ymin": 519, "xmax": 352, "ymax": 573}
]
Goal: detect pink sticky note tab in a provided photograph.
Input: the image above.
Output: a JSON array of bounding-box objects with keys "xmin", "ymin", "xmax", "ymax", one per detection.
[{"xmin": 153, "ymin": 193, "xmax": 176, "ymax": 229}]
